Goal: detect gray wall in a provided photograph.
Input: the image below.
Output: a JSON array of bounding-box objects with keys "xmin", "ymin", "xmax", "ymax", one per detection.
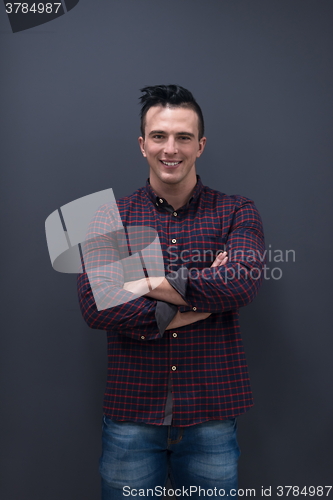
[{"xmin": 1, "ymin": 1, "xmax": 332, "ymax": 498}]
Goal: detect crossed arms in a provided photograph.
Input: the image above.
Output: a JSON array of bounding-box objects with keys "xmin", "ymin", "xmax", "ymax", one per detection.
[
  {"xmin": 77, "ymin": 197, "xmax": 265, "ymax": 339},
  {"xmin": 123, "ymin": 251, "xmax": 228, "ymax": 330}
]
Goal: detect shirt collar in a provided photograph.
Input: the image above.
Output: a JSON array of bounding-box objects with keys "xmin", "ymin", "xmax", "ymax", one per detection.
[{"xmin": 145, "ymin": 175, "xmax": 204, "ymax": 211}]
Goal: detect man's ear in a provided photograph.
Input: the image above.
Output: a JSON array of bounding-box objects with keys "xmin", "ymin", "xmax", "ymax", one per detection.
[
  {"xmin": 197, "ymin": 136, "xmax": 207, "ymax": 157},
  {"xmin": 138, "ymin": 137, "xmax": 146, "ymax": 157}
]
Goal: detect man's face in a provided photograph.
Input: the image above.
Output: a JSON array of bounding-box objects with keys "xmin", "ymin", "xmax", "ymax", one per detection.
[{"xmin": 138, "ymin": 106, "xmax": 206, "ymax": 189}]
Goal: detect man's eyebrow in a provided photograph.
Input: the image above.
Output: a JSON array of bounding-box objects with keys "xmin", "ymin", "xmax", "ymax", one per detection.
[
  {"xmin": 148, "ymin": 130, "xmax": 195, "ymax": 137},
  {"xmin": 176, "ymin": 132, "xmax": 195, "ymax": 137},
  {"xmin": 148, "ymin": 130, "xmax": 165, "ymax": 136}
]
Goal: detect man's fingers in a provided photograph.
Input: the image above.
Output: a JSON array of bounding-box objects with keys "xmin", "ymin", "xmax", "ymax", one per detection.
[{"xmin": 211, "ymin": 251, "xmax": 228, "ymax": 267}]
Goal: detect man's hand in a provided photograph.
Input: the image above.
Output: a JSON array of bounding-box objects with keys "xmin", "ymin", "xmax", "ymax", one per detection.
[{"xmin": 211, "ymin": 251, "xmax": 228, "ymax": 267}]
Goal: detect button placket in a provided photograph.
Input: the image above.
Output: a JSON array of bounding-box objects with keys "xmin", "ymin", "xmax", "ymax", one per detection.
[{"xmin": 169, "ymin": 205, "xmax": 180, "ymax": 269}]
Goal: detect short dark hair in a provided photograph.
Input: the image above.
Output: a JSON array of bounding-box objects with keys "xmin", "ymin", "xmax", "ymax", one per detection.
[{"xmin": 139, "ymin": 84, "xmax": 205, "ymax": 140}]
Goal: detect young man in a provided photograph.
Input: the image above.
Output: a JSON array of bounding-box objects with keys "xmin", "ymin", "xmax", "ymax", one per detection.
[{"xmin": 77, "ymin": 85, "xmax": 265, "ymax": 499}]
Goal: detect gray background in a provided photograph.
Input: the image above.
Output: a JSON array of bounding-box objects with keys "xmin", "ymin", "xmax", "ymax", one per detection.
[{"xmin": 1, "ymin": 1, "xmax": 332, "ymax": 499}]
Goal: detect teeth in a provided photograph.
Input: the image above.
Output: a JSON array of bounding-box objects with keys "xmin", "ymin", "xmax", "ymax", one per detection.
[{"xmin": 162, "ymin": 161, "xmax": 180, "ymax": 166}]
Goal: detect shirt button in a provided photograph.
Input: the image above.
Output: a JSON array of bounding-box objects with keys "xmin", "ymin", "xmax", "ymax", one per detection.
[
  {"xmin": 171, "ymin": 238, "xmax": 177, "ymax": 244},
  {"xmin": 192, "ymin": 307, "xmax": 197, "ymax": 311},
  {"xmin": 173, "ymin": 211, "xmax": 178, "ymax": 217},
  {"xmin": 159, "ymin": 198, "xmax": 164, "ymax": 204},
  {"xmin": 171, "ymin": 365, "xmax": 177, "ymax": 371},
  {"xmin": 172, "ymin": 332, "xmax": 178, "ymax": 338},
  {"xmin": 140, "ymin": 335, "xmax": 145, "ymax": 340}
]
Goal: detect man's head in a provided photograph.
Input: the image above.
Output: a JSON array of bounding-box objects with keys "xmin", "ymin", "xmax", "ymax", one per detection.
[
  {"xmin": 139, "ymin": 84, "xmax": 204, "ymax": 140},
  {"xmin": 138, "ymin": 85, "xmax": 206, "ymax": 192}
]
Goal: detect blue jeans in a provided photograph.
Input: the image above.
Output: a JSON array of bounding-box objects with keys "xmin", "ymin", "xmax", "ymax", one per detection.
[{"xmin": 100, "ymin": 417, "xmax": 240, "ymax": 499}]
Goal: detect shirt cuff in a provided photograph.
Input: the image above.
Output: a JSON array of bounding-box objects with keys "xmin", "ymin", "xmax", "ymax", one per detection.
[
  {"xmin": 155, "ymin": 301, "xmax": 178, "ymax": 337},
  {"xmin": 165, "ymin": 266, "xmax": 188, "ymax": 301}
]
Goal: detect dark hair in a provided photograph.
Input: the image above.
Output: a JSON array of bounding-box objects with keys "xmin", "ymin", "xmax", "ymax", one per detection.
[{"xmin": 139, "ymin": 84, "xmax": 205, "ymax": 139}]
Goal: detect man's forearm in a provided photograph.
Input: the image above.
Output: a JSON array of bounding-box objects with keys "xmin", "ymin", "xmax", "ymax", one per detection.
[
  {"xmin": 145, "ymin": 277, "xmax": 188, "ymax": 305},
  {"xmin": 123, "ymin": 276, "xmax": 187, "ymax": 305},
  {"xmin": 165, "ymin": 310, "xmax": 211, "ymax": 330},
  {"xmin": 123, "ymin": 251, "xmax": 228, "ymax": 305}
]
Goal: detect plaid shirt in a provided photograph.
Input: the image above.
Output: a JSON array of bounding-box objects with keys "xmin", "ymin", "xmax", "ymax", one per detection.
[{"xmin": 77, "ymin": 176, "xmax": 265, "ymax": 426}]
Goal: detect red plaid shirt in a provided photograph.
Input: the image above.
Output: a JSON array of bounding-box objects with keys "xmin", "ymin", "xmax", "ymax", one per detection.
[{"xmin": 77, "ymin": 176, "xmax": 265, "ymax": 426}]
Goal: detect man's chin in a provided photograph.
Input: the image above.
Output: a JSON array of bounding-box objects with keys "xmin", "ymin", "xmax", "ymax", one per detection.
[
  {"xmin": 159, "ymin": 174, "xmax": 184, "ymax": 185},
  {"xmin": 150, "ymin": 165, "xmax": 195, "ymax": 187},
  {"xmin": 158, "ymin": 168, "xmax": 187, "ymax": 182}
]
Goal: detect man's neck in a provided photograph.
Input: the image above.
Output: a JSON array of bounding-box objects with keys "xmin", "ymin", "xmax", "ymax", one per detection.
[{"xmin": 150, "ymin": 177, "xmax": 197, "ymax": 210}]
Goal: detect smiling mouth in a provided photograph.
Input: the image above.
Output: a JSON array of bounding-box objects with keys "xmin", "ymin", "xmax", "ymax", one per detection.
[{"xmin": 160, "ymin": 160, "xmax": 182, "ymax": 166}]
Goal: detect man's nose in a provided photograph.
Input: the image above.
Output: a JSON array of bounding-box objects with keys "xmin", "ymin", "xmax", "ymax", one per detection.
[{"xmin": 163, "ymin": 137, "xmax": 178, "ymax": 155}]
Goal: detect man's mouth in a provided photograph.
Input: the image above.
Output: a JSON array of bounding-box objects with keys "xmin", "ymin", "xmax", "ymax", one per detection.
[{"xmin": 160, "ymin": 160, "xmax": 182, "ymax": 166}]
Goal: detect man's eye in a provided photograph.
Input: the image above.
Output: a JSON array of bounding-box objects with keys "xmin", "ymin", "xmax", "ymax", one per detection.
[
  {"xmin": 153, "ymin": 135, "xmax": 164, "ymax": 139},
  {"xmin": 179, "ymin": 136, "xmax": 191, "ymax": 141}
]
